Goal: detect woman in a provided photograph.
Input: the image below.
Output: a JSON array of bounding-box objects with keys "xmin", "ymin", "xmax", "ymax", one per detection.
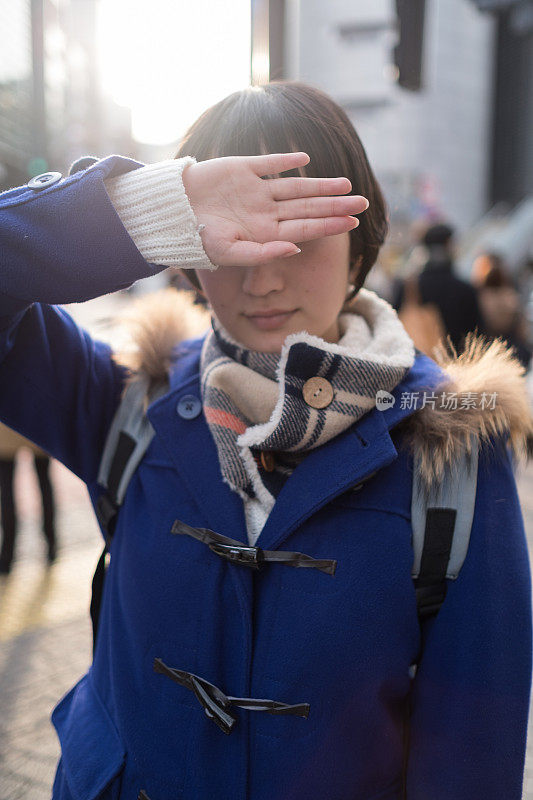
[
  {"xmin": 0, "ymin": 82, "xmax": 531, "ymax": 800},
  {"xmin": 472, "ymin": 252, "xmax": 531, "ymax": 371},
  {"xmin": 0, "ymin": 422, "xmax": 56, "ymax": 573}
]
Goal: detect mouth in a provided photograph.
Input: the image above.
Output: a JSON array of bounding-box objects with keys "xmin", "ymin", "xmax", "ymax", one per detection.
[{"xmin": 243, "ymin": 309, "xmax": 297, "ymax": 331}]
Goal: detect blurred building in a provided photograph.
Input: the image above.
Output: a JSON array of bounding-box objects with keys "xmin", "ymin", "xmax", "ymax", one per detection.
[
  {"xmin": 284, "ymin": 0, "xmax": 494, "ymax": 232},
  {"xmin": 482, "ymin": 0, "xmax": 533, "ymax": 207},
  {"xmin": 2, "ymin": 0, "xmax": 531, "ymax": 255},
  {"xmin": 0, "ymin": 0, "xmax": 133, "ymax": 190},
  {"xmin": 255, "ymin": 0, "xmax": 533, "ymax": 242}
]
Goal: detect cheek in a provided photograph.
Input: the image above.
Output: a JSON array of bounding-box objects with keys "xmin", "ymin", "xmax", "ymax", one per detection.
[
  {"xmin": 199, "ymin": 272, "xmax": 240, "ymax": 312},
  {"xmin": 298, "ymin": 261, "xmax": 349, "ymax": 310}
]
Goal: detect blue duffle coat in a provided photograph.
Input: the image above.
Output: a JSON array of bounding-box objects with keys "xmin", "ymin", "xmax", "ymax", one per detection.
[{"xmin": 0, "ymin": 158, "xmax": 531, "ymax": 800}]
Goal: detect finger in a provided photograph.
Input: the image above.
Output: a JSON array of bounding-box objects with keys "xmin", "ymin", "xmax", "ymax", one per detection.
[
  {"xmin": 269, "ymin": 175, "xmax": 353, "ymax": 200},
  {"xmin": 277, "ymin": 216, "xmax": 360, "ymax": 243},
  {"xmin": 276, "ymin": 194, "xmax": 369, "ymax": 221},
  {"xmin": 248, "ymin": 152, "xmax": 310, "ymax": 177},
  {"xmin": 225, "ymin": 239, "xmax": 301, "ymax": 266}
]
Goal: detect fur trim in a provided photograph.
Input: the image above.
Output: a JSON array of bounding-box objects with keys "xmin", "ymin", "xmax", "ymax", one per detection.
[
  {"xmin": 112, "ymin": 288, "xmax": 209, "ymax": 385},
  {"xmin": 112, "ymin": 290, "xmax": 532, "ymax": 488},
  {"xmin": 400, "ymin": 332, "xmax": 533, "ymax": 488}
]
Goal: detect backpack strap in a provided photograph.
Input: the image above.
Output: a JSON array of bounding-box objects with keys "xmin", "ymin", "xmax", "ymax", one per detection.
[
  {"xmin": 411, "ymin": 433, "xmax": 479, "ymax": 620},
  {"xmin": 91, "ymin": 376, "xmax": 168, "ymax": 650},
  {"xmin": 96, "ymin": 376, "xmax": 167, "ymax": 538},
  {"xmin": 402, "ymin": 434, "xmax": 480, "ymax": 798}
]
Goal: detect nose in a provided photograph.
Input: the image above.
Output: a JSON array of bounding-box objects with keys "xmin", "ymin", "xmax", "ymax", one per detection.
[{"xmin": 241, "ymin": 262, "xmax": 285, "ymax": 297}]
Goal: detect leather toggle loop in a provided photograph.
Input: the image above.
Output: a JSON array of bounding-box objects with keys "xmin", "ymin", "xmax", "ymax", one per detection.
[
  {"xmin": 154, "ymin": 658, "xmax": 309, "ymax": 735},
  {"xmin": 154, "ymin": 658, "xmax": 235, "ymax": 734},
  {"xmin": 208, "ymin": 541, "xmax": 264, "ymax": 569},
  {"xmin": 171, "ymin": 519, "xmax": 337, "ymax": 576}
]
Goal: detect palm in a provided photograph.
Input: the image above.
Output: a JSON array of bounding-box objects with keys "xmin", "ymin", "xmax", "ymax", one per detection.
[{"xmin": 182, "ymin": 153, "xmax": 368, "ymax": 267}]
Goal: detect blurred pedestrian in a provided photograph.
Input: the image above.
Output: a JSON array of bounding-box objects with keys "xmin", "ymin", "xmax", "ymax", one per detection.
[
  {"xmin": 393, "ymin": 222, "xmax": 486, "ymax": 354},
  {"xmin": 0, "ymin": 423, "xmax": 56, "ymax": 574},
  {"xmin": 0, "ymin": 82, "xmax": 531, "ymax": 800},
  {"xmin": 472, "ymin": 253, "xmax": 531, "ymax": 370}
]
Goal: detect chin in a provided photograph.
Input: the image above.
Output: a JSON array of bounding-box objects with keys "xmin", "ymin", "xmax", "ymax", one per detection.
[
  {"xmin": 226, "ymin": 325, "xmax": 287, "ymax": 354},
  {"xmin": 246, "ymin": 333, "xmax": 286, "ymax": 354}
]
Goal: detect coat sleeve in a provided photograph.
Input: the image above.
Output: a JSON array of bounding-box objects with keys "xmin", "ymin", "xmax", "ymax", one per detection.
[
  {"xmin": 0, "ymin": 156, "xmax": 168, "ymax": 313},
  {"xmin": 0, "ymin": 304, "xmax": 126, "ymax": 483},
  {"xmin": 0, "ymin": 156, "xmax": 168, "ymax": 481},
  {"xmin": 405, "ymin": 438, "xmax": 532, "ymax": 800}
]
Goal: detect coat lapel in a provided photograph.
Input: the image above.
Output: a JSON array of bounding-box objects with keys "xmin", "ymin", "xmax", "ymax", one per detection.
[
  {"xmin": 254, "ymin": 352, "xmax": 444, "ymax": 552},
  {"xmin": 255, "ymin": 408, "xmax": 398, "ymax": 552},
  {"xmin": 145, "ymin": 348, "xmax": 441, "ymax": 555},
  {"xmin": 147, "ymin": 372, "xmax": 248, "ymax": 544}
]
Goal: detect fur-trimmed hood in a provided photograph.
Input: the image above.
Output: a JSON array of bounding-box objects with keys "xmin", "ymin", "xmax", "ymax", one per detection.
[
  {"xmin": 113, "ymin": 288, "xmax": 533, "ymax": 488},
  {"xmin": 400, "ymin": 334, "xmax": 533, "ymax": 487},
  {"xmin": 112, "ymin": 288, "xmax": 210, "ymax": 383}
]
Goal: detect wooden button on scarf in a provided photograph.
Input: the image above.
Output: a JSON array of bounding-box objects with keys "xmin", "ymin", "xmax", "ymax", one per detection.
[{"xmin": 302, "ymin": 377, "xmax": 334, "ymax": 409}]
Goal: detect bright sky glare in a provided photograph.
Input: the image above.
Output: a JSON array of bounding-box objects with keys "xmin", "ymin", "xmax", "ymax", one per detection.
[{"xmin": 97, "ymin": 0, "xmax": 251, "ymax": 145}]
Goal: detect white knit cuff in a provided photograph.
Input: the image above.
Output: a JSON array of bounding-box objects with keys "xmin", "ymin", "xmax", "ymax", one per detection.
[{"xmin": 104, "ymin": 157, "xmax": 217, "ymax": 270}]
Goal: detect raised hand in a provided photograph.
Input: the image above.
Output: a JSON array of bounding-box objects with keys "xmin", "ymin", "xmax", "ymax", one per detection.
[{"xmin": 182, "ymin": 152, "xmax": 369, "ymax": 267}]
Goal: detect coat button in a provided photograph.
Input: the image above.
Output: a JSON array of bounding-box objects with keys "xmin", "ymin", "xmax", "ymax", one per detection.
[
  {"xmin": 176, "ymin": 394, "xmax": 202, "ymax": 420},
  {"xmin": 302, "ymin": 377, "xmax": 334, "ymax": 409},
  {"xmin": 27, "ymin": 171, "xmax": 62, "ymax": 190}
]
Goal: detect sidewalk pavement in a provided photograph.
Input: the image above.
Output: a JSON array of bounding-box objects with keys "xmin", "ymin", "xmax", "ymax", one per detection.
[{"xmin": 0, "ymin": 456, "xmax": 100, "ymax": 799}]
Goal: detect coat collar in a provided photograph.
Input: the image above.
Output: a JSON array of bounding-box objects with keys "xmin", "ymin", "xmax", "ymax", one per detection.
[
  {"xmin": 120, "ymin": 289, "xmax": 532, "ymax": 525},
  {"xmin": 146, "ymin": 346, "xmax": 436, "ymax": 551}
]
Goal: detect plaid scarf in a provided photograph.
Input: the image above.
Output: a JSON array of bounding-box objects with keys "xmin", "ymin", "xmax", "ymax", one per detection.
[{"xmin": 200, "ymin": 289, "xmax": 415, "ymax": 509}]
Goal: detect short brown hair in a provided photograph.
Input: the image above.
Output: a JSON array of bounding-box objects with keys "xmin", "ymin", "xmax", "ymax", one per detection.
[{"xmin": 176, "ymin": 81, "xmax": 388, "ymax": 293}]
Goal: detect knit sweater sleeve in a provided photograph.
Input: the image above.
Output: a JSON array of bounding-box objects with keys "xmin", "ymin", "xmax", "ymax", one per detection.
[{"xmin": 104, "ymin": 158, "xmax": 217, "ymax": 271}]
